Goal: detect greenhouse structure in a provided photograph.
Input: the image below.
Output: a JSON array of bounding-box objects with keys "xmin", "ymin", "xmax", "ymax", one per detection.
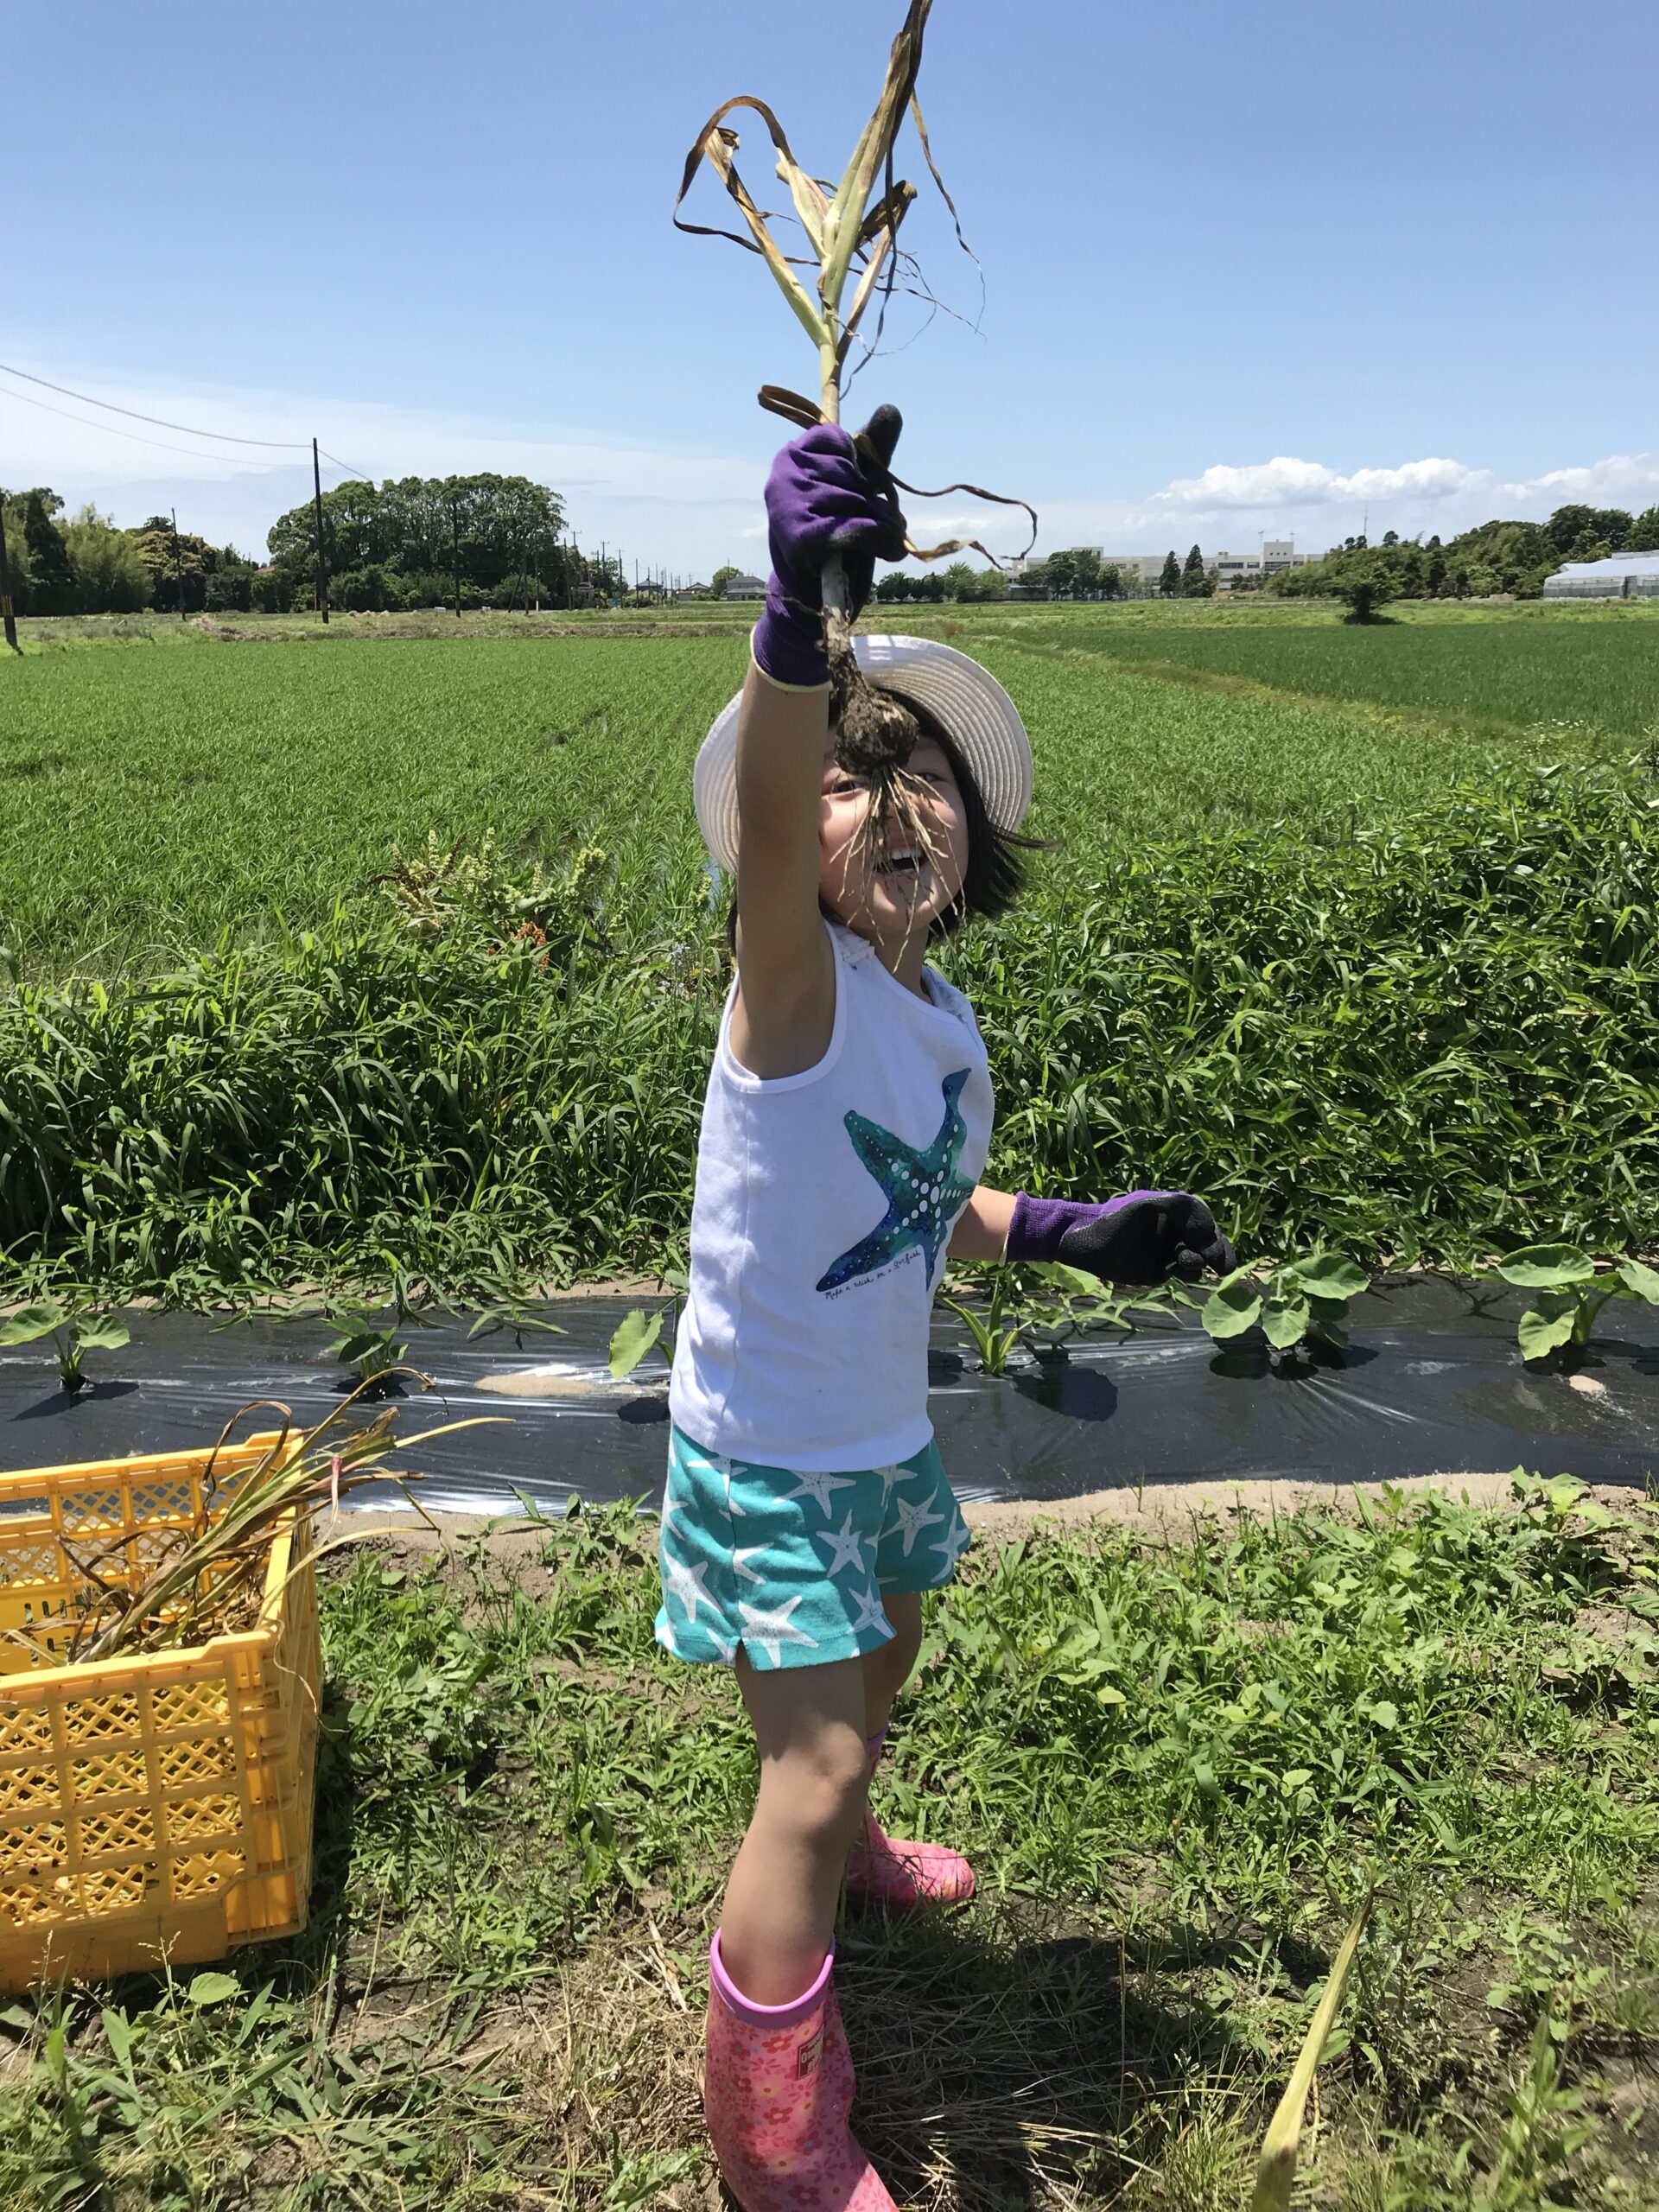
[{"xmin": 1542, "ymin": 550, "xmax": 1659, "ymax": 598}]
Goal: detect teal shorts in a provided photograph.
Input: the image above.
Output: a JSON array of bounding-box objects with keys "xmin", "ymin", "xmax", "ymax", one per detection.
[{"xmin": 654, "ymin": 1424, "xmax": 972, "ymax": 1671}]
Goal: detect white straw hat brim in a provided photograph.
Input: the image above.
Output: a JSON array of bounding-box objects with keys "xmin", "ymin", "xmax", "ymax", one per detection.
[{"xmin": 693, "ymin": 632, "xmax": 1033, "ymax": 874}]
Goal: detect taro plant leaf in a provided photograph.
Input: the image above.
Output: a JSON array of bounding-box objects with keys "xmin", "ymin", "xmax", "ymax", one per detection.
[
  {"xmin": 1497, "ymin": 1243, "xmax": 1598, "ymax": 1289},
  {"xmin": 74, "ymin": 1318, "xmax": 130, "ymax": 1354},
  {"xmin": 0, "ymin": 1299, "xmax": 67, "ymax": 1345},
  {"xmin": 1281, "ymin": 1253, "xmax": 1370, "ymax": 1300},
  {"xmin": 1618, "ymin": 1257, "xmax": 1659, "ymax": 1305},
  {"xmin": 1201, "ymin": 1272, "xmax": 1263, "ymax": 1341},
  {"xmin": 1307, "ymin": 1294, "xmax": 1351, "ymax": 1346},
  {"xmin": 1517, "ymin": 1289, "xmax": 1580, "ymax": 1361},
  {"xmin": 608, "ymin": 1308, "xmax": 664, "ymax": 1382},
  {"xmin": 1262, "ymin": 1296, "xmax": 1313, "ymax": 1351},
  {"xmin": 1252, "ymin": 1897, "xmax": 1372, "ymax": 2212}
]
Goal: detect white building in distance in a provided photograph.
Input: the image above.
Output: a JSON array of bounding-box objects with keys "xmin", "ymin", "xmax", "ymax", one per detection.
[
  {"xmin": 1212, "ymin": 540, "xmax": 1318, "ymax": 590},
  {"xmin": 1543, "ymin": 551, "xmax": 1659, "ymax": 599}
]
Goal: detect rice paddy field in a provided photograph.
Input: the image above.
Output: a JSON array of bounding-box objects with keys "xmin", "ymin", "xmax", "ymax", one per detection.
[
  {"xmin": 0, "ymin": 598, "xmax": 1654, "ymax": 1300},
  {"xmin": 3, "ymin": 601, "xmax": 1658, "ymax": 2211}
]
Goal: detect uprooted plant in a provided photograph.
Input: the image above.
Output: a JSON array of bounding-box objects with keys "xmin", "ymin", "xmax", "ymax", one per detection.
[
  {"xmin": 7, "ymin": 1383, "xmax": 506, "ymax": 1668},
  {"xmin": 676, "ymin": 0, "xmax": 1033, "ymax": 908}
]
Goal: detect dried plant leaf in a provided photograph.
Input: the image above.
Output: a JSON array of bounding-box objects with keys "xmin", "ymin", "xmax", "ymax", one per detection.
[
  {"xmin": 673, "ymin": 105, "xmax": 828, "ymax": 346},
  {"xmin": 757, "ymin": 385, "xmax": 825, "ymax": 432},
  {"xmin": 16, "ymin": 1380, "xmax": 513, "ymax": 1669},
  {"xmin": 820, "ymin": 1, "xmax": 934, "ymax": 321},
  {"xmin": 908, "ymin": 92, "xmax": 977, "ymax": 275},
  {"xmin": 893, "ymin": 473, "xmax": 1039, "ymax": 563},
  {"xmin": 1252, "ymin": 1897, "xmax": 1372, "ymax": 2212}
]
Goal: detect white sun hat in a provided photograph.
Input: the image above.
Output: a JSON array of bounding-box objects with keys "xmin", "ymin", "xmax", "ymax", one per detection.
[{"xmin": 693, "ymin": 632, "xmax": 1033, "ymax": 874}]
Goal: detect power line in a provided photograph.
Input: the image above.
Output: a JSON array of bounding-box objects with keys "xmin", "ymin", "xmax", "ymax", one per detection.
[
  {"xmin": 0, "ymin": 359, "xmax": 309, "ymax": 448},
  {"xmin": 0, "ymin": 380, "xmax": 290, "ymax": 467},
  {"xmin": 2, "ymin": 381, "xmax": 371, "ymax": 489},
  {"xmin": 319, "ymin": 447, "xmax": 376, "ymax": 482}
]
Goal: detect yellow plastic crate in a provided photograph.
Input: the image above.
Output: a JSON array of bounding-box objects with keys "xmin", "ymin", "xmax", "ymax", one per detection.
[{"xmin": 0, "ymin": 1433, "xmax": 321, "ymax": 1992}]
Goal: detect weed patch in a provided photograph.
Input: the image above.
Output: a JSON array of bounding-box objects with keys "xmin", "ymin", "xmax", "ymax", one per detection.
[{"xmin": 3, "ymin": 1485, "xmax": 1655, "ymax": 2207}]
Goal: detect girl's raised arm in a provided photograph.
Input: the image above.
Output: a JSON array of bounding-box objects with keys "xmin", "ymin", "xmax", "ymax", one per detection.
[{"xmin": 729, "ymin": 426, "xmax": 906, "ymax": 1080}]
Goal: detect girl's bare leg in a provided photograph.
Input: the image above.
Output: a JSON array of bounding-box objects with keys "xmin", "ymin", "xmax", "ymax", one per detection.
[
  {"xmin": 859, "ymin": 1591, "xmax": 923, "ymax": 1742},
  {"xmin": 719, "ymin": 1650, "xmax": 871, "ymax": 2005}
]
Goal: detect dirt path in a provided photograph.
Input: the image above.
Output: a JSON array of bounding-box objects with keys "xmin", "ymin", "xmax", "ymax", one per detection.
[{"xmin": 330, "ymin": 1466, "xmax": 1568, "ymax": 1569}]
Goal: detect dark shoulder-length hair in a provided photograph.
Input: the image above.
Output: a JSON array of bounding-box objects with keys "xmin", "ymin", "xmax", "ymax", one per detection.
[{"xmin": 723, "ymin": 683, "xmax": 1048, "ymax": 951}]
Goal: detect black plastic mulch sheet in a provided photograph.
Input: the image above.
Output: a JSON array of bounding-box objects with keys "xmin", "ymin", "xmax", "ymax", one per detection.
[{"xmin": 1, "ymin": 1278, "xmax": 1655, "ymax": 1516}]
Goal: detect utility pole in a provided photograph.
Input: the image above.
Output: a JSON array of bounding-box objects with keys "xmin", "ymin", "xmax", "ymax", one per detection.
[
  {"xmin": 451, "ymin": 501, "xmax": 462, "ymax": 618},
  {"xmin": 310, "ymin": 441, "xmax": 329, "ymax": 623},
  {"xmin": 171, "ymin": 507, "xmax": 185, "ymax": 621},
  {"xmin": 0, "ymin": 492, "xmax": 17, "ymax": 652}
]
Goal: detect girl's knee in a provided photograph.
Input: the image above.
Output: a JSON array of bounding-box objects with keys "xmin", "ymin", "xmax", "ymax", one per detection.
[{"xmin": 756, "ymin": 1732, "xmax": 869, "ymax": 1846}]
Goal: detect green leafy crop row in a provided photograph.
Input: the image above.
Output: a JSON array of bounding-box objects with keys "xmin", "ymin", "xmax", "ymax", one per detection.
[{"xmin": 0, "ymin": 758, "xmax": 1652, "ymax": 1301}]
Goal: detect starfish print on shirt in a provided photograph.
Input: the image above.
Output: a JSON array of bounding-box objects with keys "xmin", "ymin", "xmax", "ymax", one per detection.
[
  {"xmin": 930, "ymin": 1516, "xmax": 971, "ymax": 1572},
  {"xmin": 663, "ymin": 1553, "xmax": 711, "ymax": 1623},
  {"xmin": 850, "ymin": 1584, "xmax": 893, "ymax": 1637},
  {"xmin": 817, "ymin": 1069, "xmax": 976, "ymax": 1294}
]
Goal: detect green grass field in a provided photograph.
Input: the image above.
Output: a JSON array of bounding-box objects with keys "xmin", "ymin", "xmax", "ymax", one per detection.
[
  {"xmin": 2, "ymin": 610, "xmax": 1657, "ymax": 2206},
  {"xmin": 983, "ymin": 606, "xmax": 1659, "ymax": 746},
  {"xmin": 4, "ymin": 1481, "xmax": 1656, "ymax": 2209},
  {"xmin": 0, "ymin": 601, "xmax": 1654, "ymax": 1298},
  {"xmin": 3, "ymin": 601, "xmax": 1652, "ymax": 970}
]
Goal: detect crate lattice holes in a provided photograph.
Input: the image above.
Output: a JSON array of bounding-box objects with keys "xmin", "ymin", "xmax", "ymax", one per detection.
[{"xmin": 0, "ymin": 1433, "xmax": 320, "ymax": 1991}]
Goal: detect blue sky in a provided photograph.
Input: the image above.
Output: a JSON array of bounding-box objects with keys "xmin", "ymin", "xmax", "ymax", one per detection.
[{"xmin": 8, "ymin": 0, "xmax": 1656, "ymax": 577}]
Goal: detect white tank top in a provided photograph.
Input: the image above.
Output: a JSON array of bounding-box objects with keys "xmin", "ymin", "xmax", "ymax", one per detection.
[{"xmin": 669, "ymin": 919, "xmax": 994, "ymax": 1471}]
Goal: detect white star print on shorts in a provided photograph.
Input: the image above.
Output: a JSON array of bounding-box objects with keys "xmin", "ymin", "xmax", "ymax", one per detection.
[{"xmin": 652, "ymin": 1423, "xmax": 973, "ymax": 1671}]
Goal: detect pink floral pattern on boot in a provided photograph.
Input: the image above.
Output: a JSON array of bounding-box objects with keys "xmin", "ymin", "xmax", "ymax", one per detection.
[{"xmin": 703, "ymin": 1931, "xmax": 895, "ymax": 2211}]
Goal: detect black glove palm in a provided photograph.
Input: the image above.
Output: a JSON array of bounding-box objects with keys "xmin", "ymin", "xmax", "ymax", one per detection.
[{"xmin": 1057, "ymin": 1194, "xmax": 1237, "ymax": 1288}]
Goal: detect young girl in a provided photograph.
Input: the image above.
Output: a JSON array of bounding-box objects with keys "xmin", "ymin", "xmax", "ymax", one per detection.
[{"xmin": 659, "ymin": 424, "xmax": 1236, "ymax": 2211}]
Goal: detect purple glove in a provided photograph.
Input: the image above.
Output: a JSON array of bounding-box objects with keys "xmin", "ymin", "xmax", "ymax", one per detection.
[
  {"xmin": 752, "ymin": 418, "xmax": 907, "ymax": 689},
  {"xmin": 1007, "ymin": 1191, "xmax": 1238, "ymax": 1287}
]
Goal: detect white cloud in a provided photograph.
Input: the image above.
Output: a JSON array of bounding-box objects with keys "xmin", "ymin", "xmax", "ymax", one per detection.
[
  {"xmin": 1510, "ymin": 452, "xmax": 1659, "ymax": 506},
  {"xmin": 1155, "ymin": 455, "xmax": 1489, "ymax": 511},
  {"xmin": 1025, "ymin": 451, "xmax": 1659, "ymax": 563},
  {"xmin": 9, "ymin": 359, "xmax": 1659, "ymax": 575}
]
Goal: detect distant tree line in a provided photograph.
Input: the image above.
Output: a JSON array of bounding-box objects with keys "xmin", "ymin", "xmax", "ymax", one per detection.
[
  {"xmin": 991, "ymin": 544, "xmax": 1217, "ymax": 601},
  {"xmin": 0, "ymin": 490, "xmax": 263, "ymax": 615},
  {"xmin": 0, "ymin": 472, "xmax": 596, "ymax": 618},
  {"xmin": 1270, "ymin": 502, "xmax": 1659, "ymax": 609},
  {"xmin": 263, "ymin": 474, "xmax": 579, "ymax": 612}
]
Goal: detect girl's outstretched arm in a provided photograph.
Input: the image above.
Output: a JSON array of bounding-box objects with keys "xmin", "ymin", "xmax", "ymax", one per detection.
[
  {"xmin": 946, "ymin": 1185, "xmax": 1017, "ymax": 1262},
  {"xmin": 728, "ymin": 427, "xmax": 906, "ymax": 1081},
  {"xmin": 730, "ymin": 658, "xmax": 836, "ymax": 1079},
  {"xmin": 948, "ymin": 1187, "xmax": 1241, "ymax": 1278}
]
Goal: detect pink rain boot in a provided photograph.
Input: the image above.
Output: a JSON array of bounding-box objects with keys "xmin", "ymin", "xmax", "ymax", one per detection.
[
  {"xmin": 844, "ymin": 1730, "xmax": 976, "ymax": 1911},
  {"xmin": 703, "ymin": 1929, "xmax": 896, "ymax": 2211}
]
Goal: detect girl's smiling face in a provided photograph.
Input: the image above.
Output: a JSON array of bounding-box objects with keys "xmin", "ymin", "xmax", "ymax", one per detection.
[{"xmin": 817, "ymin": 729, "xmax": 970, "ymax": 945}]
